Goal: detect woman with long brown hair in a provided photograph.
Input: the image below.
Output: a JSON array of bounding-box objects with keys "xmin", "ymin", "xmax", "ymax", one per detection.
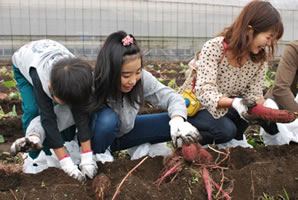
[{"xmin": 188, "ymin": 0, "xmax": 284, "ymax": 145}]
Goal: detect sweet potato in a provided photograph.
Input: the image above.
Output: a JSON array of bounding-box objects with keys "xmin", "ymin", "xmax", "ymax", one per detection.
[
  {"xmin": 248, "ymin": 104, "xmax": 296, "ymax": 123},
  {"xmin": 182, "ymin": 143, "xmax": 198, "ymax": 162},
  {"xmin": 182, "ymin": 142, "xmax": 213, "ymax": 163},
  {"xmin": 92, "ymin": 173, "xmax": 111, "ymax": 200},
  {"xmin": 202, "ymin": 167, "xmax": 212, "ymax": 200},
  {"xmin": 197, "ymin": 146, "xmax": 213, "ymax": 163}
]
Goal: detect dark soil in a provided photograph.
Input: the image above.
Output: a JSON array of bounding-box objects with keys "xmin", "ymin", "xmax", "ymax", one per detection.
[
  {"xmin": 0, "ymin": 144, "xmax": 298, "ymax": 200},
  {"xmin": 1, "ymin": 60, "xmax": 298, "ymax": 200}
]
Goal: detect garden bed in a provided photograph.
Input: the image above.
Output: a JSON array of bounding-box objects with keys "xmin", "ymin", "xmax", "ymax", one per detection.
[{"xmin": 1, "ymin": 60, "xmax": 297, "ymax": 200}]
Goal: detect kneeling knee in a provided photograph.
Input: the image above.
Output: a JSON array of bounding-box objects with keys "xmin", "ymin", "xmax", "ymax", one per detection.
[
  {"xmin": 215, "ymin": 125, "xmax": 237, "ymax": 143},
  {"xmin": 92, "ymin": 108, "xmax": 119, "ymax": 138}
]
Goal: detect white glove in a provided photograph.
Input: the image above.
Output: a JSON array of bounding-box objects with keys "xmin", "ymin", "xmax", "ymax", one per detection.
[
  {"xmin": 59, "ymin": 156, "xmax": 86, "ymax": 182},
  {"xmin": 10, "ymin": 135, "xmax": 42, "ymax": 156},
  {"xmin": 79, "ymin": 151, "xmax": 98, "ymax": 179},
  {"xmin": 232, "ymin": 98, "xmax": 248, "ymax": 121},
  {"xmin": 169, "ymin": 117, "xmax": 201, "ymax": 147}
]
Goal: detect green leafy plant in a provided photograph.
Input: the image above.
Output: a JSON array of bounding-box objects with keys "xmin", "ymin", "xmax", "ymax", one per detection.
[
  {"xmin": 0, "ymin": 135, "xmax": 5, "ymax": 143},
  {"xmin": 0, "ymin": 107, "xmax": 4, "ymax": 117},
  {"xmin": 0, "ymin": 66, "xmax": 8, "ymax": 74},
  {"xmin": 245, "ymin": 125, "xmax": 264, "ymax": 147},
  {"xmin": 0, "ymin": 105, "xmax": 18, "ymax": 119},
  {"xmin": 281, "ymin": 187, "xmax": 290, "ymax": 200},
  {"xmin": 3, "ymin": 80, "xmax": 16, "ymax": 88},
  {"xmin": 166, "ymin": 69, "xmax": 177, "ymax": 74},
  {"xmin": 190, "ymin": 176, "xmax": 199, "ymax": 184},
  {"xmin": 8, "ymin": 71, "xmax": 14, "ymax": 79},
  {"xmin": 264, "ymin": 70, "xmax": 276, "ymax": 88},
  {"xmin": 147, "ymin": 65, "xmax": 154, "ymax": 69},
  {"xmin": 179, "ymin": 62, "xmax": 190, "ymax": 73},
  {"xmin": 7, "ymin": 105, "xmax": 17, "ymax": 117},
  {"xmin": 167, "ymin": 78, "xmax": 176, "ymax": 88},
  {"xmin": 260, "ymin": 187, "xmax": 290, "ymax": 200},
  {"xmin": 247, "ymin": 133, "xmax": 264, "ymax": 147},
  {"xmin": 261, "ymin": 193, "xmax": 275, "ymax": 200},
  {"xmin": 1, "ymin": 67, "xmax": 17, "ymax": 91},
  {"xmin": 113, "ymin": 150, "xmax": 130, "ymax": 159},
  {"xmin": 40, "ymin": 181, "xmax": 46, "ymax": 187},
  {"xmin": 157, "ymin": 78, "xmax": 166, "ymax": 85},
  {"xmin": 9, "ymin": 91, "xmax": 21, "ymax": 100}
]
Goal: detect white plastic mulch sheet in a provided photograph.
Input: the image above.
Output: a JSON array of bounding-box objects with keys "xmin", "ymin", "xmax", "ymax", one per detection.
[{"xmin": 260, "ymin": 95, "xmax": 298, "ymax": 146}]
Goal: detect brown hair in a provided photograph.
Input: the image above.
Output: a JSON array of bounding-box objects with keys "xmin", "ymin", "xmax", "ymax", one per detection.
[{"xmin": 218, "ymin": 0, "xmax": 283, "ymax": 64}]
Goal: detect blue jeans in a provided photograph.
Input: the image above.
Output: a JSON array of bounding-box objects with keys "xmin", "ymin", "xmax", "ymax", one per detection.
[
  {"xmin": 91, "ymin": 107, "xmax": 172, "ymax": 153},
  {"xmin": 188, "ymin": 108, "xmax": 248, "ymax": 145}
]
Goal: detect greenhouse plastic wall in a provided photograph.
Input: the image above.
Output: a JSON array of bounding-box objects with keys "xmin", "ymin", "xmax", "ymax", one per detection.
[{"xmin": 0, "ymin": 0, "xmax": 297, "ymax": 61}]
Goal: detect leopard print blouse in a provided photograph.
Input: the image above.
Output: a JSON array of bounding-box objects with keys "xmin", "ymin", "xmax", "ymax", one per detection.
[{"xmin": 194, "ymin": 36, "xmax": 266, "ymax": 118}]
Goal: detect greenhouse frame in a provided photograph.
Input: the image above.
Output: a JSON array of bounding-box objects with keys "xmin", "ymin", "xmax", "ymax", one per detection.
[{"xmin": 0, "ymin": 0, "xmax": 297, "ymax": 61}]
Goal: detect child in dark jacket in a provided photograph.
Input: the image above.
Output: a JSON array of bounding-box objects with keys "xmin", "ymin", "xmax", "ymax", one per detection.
[{"xmin": 10, "ymin": 39, "xmax": 97, "ymax": 182}]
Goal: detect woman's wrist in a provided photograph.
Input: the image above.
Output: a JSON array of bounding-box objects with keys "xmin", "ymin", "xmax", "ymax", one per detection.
[{"xmin": 217, "ymin": 96, "xmax": 234, "ymax": 108}]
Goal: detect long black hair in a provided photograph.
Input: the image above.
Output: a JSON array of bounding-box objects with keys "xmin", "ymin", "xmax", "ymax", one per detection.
[{"xmin": 90, "ymin": 30, "xmax": 144, "ymax": 113}]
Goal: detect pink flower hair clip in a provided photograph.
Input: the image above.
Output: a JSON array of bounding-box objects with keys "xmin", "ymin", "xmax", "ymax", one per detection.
[{"xmin": 122, "ymin": 35, "xmax": 134, "ymax": 46}]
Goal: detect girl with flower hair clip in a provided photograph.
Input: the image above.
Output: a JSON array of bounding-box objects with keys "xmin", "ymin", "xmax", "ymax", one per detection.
[{"xmin": 89, "ymin": 30, "xmax": 201, "ymax": 154}]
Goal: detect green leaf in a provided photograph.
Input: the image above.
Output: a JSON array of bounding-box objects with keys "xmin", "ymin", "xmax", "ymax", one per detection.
[
  {"xmin": 0, "ymin": 67, "xmax": 7, "ymax": 74},
  {"xmin": 283, "ymin": 187, "xmax": 289, "ymax": 200},
  {"xmin": 8, "ymin": 72, "xmax": 14, "ymax": 79},
  {"xmin": 157, "ymin": 78, "xmax": 165, "ymax": 84},
  {"xmin": 0, "ymin": 106, "xmax": 4, "ymax": 119},
  {"xmin": 264, "ymin": 70, "xmax": 275, "ymax": 88},
  {"xmin": 3, "ymin": 80, "xmax": 16, "ymax": 88},
  {"xmin": 40, "ymin": 181, "xmax": 46, "ymax": 187},
  {"xmin": 9, "ymin": 92, "xmax": 20, "ymax": 100},
  {"xmin": 167, "ymin": 69, "xmax": 177, "ymax": 74},
  {"xmin": 179, "ymin": 62, "xmax": 189, "ymax": 72},
  {"xmin": 264, "ymin": 80, "xmax": 272, "ymax": 88},
  {"xmin": 147, "ymin": 65, "xmax": 154, "ymax": 69},
  {"xmin": 0, "ymin": 135, "xmax": 5, "ymax": 143},
  {"xmin": 247, "ymin": 139, "xmax": 257, "ymax": 147},
  {"xmin": 7, "ymin": 105, "xmax": 17, "ymax": 117},
  {"xmin": 168, "ymin": 78, "xmax": 176, "ymax": 88}
]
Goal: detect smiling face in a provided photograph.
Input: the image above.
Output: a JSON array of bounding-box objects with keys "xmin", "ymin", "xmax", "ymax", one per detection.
[
  {"xmin": 249, "ymin": 30, "xmax": 275, "ymax": 55},
  {"xmin": 121, "ymin": 57, "xmax": 142, "ymax": 93}
]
